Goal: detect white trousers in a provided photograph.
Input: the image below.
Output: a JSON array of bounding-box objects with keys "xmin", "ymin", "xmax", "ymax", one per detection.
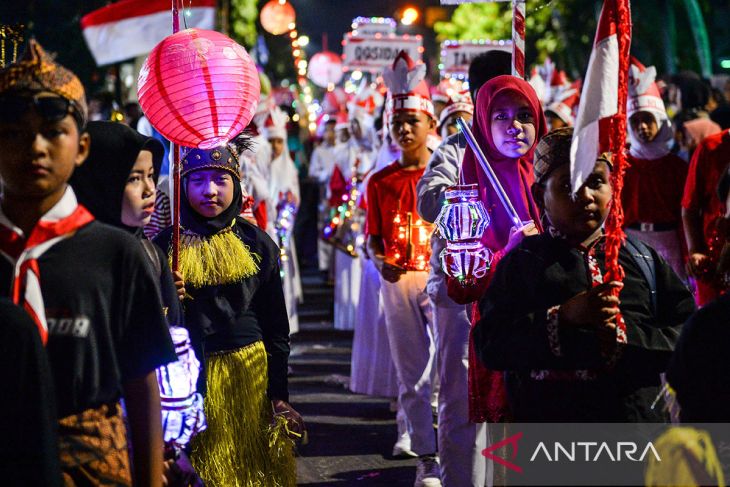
[
  {"xmin": 433, "ymin": 303, "xmax": 489, "ymax": 486},
  {"xmin": 381, "ymin": 271, "xmax": 437, "ymax": 455},
  {"xmin": 334, "ymin": 251, "xmax": 360, "ymax": 330}
]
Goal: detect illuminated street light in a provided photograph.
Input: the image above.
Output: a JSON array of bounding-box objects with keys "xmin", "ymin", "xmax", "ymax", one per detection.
[{"xmin": 400, "ymin": 7, "xmax": 419, "ymax": 26}]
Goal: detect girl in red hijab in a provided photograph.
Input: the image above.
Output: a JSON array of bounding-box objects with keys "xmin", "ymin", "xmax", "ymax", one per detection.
[{"xmin": 448, "ymin": 75, "xmax": 547, "ymax": 423}]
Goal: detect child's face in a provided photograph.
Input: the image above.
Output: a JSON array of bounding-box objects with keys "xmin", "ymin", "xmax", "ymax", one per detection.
[
  {"xmin": 186, "ymin": 168, "xmax": 235, "ymax": 218},
  {"xmin": 546, "ymin": 112, "xmax": 568, "ymax": 131},
  {"xmin": 390, "ymin": 110, "xmax": 435, "ymax": 153},
  {"xmin": 490, "ymin": 91, "xmax": 536, "ymax": 159},
  {"xmin": 269, "ymin": 137, "xmax": 285, "ymax": 159},
  {"xmin": 629, "ymin": 111, "xmax": 659, "ymax": 143},
  {"xmin": 0, "ymin": 94, "xmax": 89, "ymax": 200},
  {"xmin": 540, "ymin": 161, "xmax": 612, "ymax": 242},
  {"xmin": 121, "ymin": 150, "xmax": 156, "ymax": 227},
  {"xmin": 323, "ymin": 122, "xmax": 336, "ymax": 146},
  {"xmin": 440, "ymin": 111, "xmax": 472, "ymax": 139}
]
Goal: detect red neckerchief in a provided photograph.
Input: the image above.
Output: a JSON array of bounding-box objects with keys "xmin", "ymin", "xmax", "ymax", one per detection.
[{"xmin": 0, "ymin": 190, "xmax": 94, "ymax": 344}]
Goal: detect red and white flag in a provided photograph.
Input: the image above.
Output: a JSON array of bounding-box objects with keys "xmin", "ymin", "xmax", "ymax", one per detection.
[
  {"xmin": 81, "ymin": 0, "xmax": 216, "ymax": 66},
  {"xmin": 569, "ymin": 0, "xmax": 632, "ymax": 192}
]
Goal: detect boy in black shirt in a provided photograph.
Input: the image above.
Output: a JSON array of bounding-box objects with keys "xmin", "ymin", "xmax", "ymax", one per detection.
[
  {"xmin": 0, "ymin": 40, "xmax": 175, "ymax": 486},
  {"xmin": 474, "ymin": 128, "xmax": 695, "ymax": 421}
]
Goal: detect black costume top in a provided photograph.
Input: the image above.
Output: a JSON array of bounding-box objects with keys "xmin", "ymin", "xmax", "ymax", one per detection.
[
  {"xmin": 474, "ymin": 233, "xmax": 695, "ymax": 421},
  {"xmin": 154, "ymin": 217, "xmax": 291, "ymax": 401}
]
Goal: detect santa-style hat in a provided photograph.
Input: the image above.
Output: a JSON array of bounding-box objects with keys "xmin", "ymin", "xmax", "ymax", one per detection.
[
  {"xmin": 438, "ymin": 89, "xmax": 473, "ymax": 128},
  {"xmin": 627, "ymin": 57, "xmax": 666, "ymax": 120},
  {"xmin": 544, "ymin": 80, "xmax": 581, "ymax": 126},
  {"xmin": 382, "ymin": 51, "xmax": 434, "ymax": 119},
  {"xmin": 263, "ymin": 106, "xmax": 288, "ymax": 140},
  {"xmin": 334, "ymin": 110, "xmax": 349, "ymax": 131}
]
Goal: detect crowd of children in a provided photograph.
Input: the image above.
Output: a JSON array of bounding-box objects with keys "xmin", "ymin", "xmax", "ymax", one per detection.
[{"xmin": 1, "ymin": 20, "xmax": 729, "ymax": 487}]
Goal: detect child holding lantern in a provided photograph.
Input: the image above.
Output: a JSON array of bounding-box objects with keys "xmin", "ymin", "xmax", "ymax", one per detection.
[
  {"xmin": 366, "ymin": 51, "xmax": 441, "ymax": 487},
  {"xmin": 153, "ymin": 144, "xmax": 303, "ymax": 487}
]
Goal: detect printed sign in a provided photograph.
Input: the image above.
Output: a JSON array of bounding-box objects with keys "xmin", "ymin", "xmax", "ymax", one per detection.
[
  {"xmin": 342, "ymin": 33, "xmax": 423, "ymax": 73},
  {"xmin": 440, "ymin": 40, "xmax": 512, "ymax": 78}
]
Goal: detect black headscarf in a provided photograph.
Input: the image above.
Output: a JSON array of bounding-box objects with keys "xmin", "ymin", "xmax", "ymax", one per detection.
[
  {"xmin": 71, "ymin": 121, "xmax": 164, "ymax": 232},
  {"xmin": 180, "ymin": 171, "xmax": 243, "ymax": 237}
]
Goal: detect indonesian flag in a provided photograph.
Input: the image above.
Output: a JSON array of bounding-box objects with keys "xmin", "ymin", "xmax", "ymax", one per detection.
[
  {"xmin": 81, "ymin": 0, "xmax": 216, "ymax": 66},
  {"xmin": 569, "ymin": 0, "xmax": 632, "ymax": 192}
]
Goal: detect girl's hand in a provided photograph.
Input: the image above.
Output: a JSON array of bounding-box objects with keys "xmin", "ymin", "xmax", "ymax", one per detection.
[
  {"xmin": 173, "ymin": 271, "xmax": 186, "ymax": 301},
  {"xmin": 272, "ymin": 399, "xmax": 306, "ymax": 442},
  {"xmin": 505, "ymin": 221, "xmax": 539, "ymax": 253}
]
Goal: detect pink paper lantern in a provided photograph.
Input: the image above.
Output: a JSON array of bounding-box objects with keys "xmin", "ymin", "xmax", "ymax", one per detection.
[
  {"xmin": 308, "ymin": 51, "xmax": 343, "ymax": 88},
  {"xmin": 137, "ymin": 28, "xmax": 260, "ymax": 149},
  {"xmin": 260, "ymin": 0, "xmax": 296, "ymax": 36}
]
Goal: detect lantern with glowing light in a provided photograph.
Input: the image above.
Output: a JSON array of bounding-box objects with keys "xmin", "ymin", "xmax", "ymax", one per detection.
[
  {"xmin": 390, "ymin": 212, "xmax": 434, "ymax": 271},
  {"xmin": 322, "ymin": 177, "xmax": 362, "ymax": 257},
  {"xmin": 260, "ymin": 0, "xmax": 296, "ymax": 36},
  {"xmin": 308, "ymin": 51, "xmax": 344, "ymax": 88},
  {"xmin": 276, "ymin": 196, "xmax": 298, "ymax": 276},
  {"xmin": 435, "ymin": 184, "xmax": 492, "ymax": 284},
  {"xmin": 137, "ymin": 29, "xmax": 260, "ymax": 149}
]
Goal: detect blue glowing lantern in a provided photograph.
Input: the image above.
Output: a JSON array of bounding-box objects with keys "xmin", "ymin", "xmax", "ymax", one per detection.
[{"xmin": 435, "ymin": 184, "xmax": 492, "ymax": 284}]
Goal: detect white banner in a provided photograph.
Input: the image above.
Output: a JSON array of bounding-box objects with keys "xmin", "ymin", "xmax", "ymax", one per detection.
[
  {"xmin": 440, "ymin": 40, "xmax": 512, "ymax": 78},
  {"xmin": 342, "ymin": 34, "xmax": 423, "ymax": 73}
]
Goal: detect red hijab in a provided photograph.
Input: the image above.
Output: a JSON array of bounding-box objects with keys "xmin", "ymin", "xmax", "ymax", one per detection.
[{"xmin": 461, "ymin": 75, "xmax": 547, "ymax": 251}]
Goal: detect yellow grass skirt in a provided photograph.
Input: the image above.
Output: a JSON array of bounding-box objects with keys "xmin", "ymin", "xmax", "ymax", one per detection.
[{"xmin": 190, "ymin": 341, "xmax": 296, "ymax": 487}]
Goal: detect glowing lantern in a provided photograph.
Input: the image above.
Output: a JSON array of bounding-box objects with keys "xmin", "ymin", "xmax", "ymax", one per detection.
[
  {"xmin": 308, "ymin": 51, "xmax": 344, "ymax": 88},
  {"xmin": 390, "ymin": 212, "xmax": 433, "ymax": 271},
  {"xmin": 435, "ymin": 184, "xmax": 492, "ymax": 284},
  {"xmin": 138, "ymin": 29, "xmax": 260, "ymax": 149},
  {"xmin": 260, "ymin": 0, "xmax": 296, "ymax": 36}
]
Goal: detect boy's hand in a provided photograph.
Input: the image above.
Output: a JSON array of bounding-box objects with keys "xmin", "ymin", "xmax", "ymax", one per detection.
[
  {"xmin": 173, "ymin": 271, "xmax": 186, "ymax": 301},
  {"xmin": 272, "ymin": 399, "xmax": 306, "ymax": 442},
  {"xmin": 559, "ymin": 281, "xmax": 623, "ymax": 329},
  {"xmin": 504, "ymin": 221, "xmax": 539, "ymax": 253},
  {"xmin": 686, "ymin": 252, "xmax": 713, "ymax": 280},
  {"xmin": 373, "ymin": 255, "xmax": 406, "ymax": 283}
]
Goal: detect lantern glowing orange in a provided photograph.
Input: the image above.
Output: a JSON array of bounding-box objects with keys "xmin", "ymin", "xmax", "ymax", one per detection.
[
  {"xmin": 260, "ymin": 0, "xmax": 296, "ymax": 36},
  {"xmin": 137, "ymin": 28, "xmax": 260, "ymax": 149}
]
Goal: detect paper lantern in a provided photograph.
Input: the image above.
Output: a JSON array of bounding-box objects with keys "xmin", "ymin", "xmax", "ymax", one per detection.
[
  {"xmin": 260, "ymin": 0, "xmax": 296, "ymax": 36},
  {"xmin": 308, "ymin": 51, "xmax": 343, "ymax": 88},
  {"xmin": 137, "ymin": 28, "xmax": 260, "ymax": 149},
  {"xmin": 435, "ymin": 184, "xmax": 492, "ymax": 283}
]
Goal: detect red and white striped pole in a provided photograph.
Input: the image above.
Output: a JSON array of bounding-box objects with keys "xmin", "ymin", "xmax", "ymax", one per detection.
[{"xmin": 511, "ymin": 0, "xmax": 526, "ymax": 78}]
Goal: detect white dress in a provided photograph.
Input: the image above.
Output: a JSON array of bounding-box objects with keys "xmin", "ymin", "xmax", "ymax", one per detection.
[{"xmin": 255, "ymin": 146, "xmax": 303, "ymax": 335}]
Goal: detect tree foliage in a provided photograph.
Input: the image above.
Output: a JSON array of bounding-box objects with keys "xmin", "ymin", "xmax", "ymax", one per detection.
[{"xmin": 230, "ymin": 0, "xmax": 259, "ymax": 48}]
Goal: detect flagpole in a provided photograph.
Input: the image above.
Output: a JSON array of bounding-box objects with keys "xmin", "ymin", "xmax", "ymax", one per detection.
[
  {"xmin": 171, "ymin": 0, "xmax": 182, "ymax": 272},
  {"xmin": 603, "ymin": 0, "xmax": 632, "ymax": 287},
  {"xmin": 511, "ymin": 0, "xmax": 526, "ymax": 78}
]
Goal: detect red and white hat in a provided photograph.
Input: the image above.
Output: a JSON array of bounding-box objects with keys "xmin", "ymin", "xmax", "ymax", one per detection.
[
  {"xmin": 382, "ymin": 51, "xmax": 434, "ymax": 119},
  {"xmin": 545, "ymin": 80, "xmax": 581, "ymax": 126},
  {"xmin": 627, "ymin": 57, "xmax": 666, "ymax": 120},
  {"xmin": 334, "ymin": 110, "xmax": 350, "ymax": 131},
  {"xmin": 348, "ymin": 81, "xmax": 384, "ymax": 128},
  {"xmin": 263, "ymin": 106, "xmax": 288, "ymax": 140},
  {"xmin": 438, "ymin": 89, "xmax": 473, "ymax": 128}
]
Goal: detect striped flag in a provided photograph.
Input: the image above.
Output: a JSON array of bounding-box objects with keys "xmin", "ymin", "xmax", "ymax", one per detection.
[
  {"xmin": 80, "ymin": 0, "xmax": 215, "ymax": 66},
  {"xmin": 569, "ymin": 0, "xmax": 632, "ymax": 192}
]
